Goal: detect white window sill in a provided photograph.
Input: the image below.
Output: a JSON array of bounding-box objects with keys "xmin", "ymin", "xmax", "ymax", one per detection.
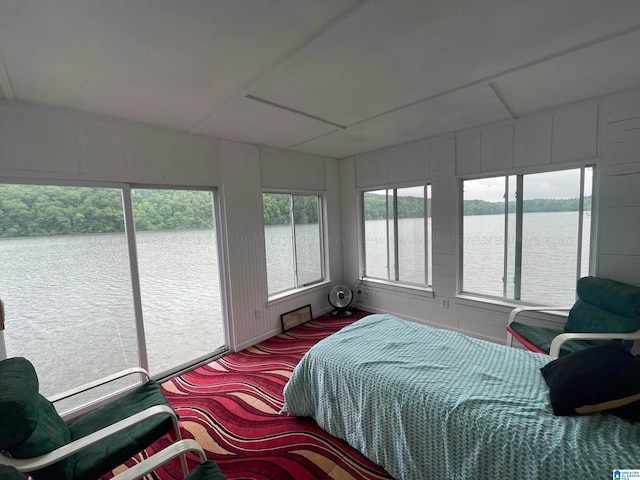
[
  {"xmin": 363, "ymin": 277, "xmax": 434, "ymax": 298},
  {"xmin": 267, "ymin": 280, "xmax": 331, "ymax": 306},
  {"xmin": 454, "ymin": 293, "xmax": 570, "ymax": 317}
]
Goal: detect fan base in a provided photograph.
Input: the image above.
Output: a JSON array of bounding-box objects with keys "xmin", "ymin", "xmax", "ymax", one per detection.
[{"xmin": 331, "ymin": 309, "xmax": 353, "ymax": 318}]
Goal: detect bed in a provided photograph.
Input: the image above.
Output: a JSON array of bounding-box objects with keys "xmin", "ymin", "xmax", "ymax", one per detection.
[{"xmin": 282, "ymin": 313, "xmax": 640, "ymax": 479}]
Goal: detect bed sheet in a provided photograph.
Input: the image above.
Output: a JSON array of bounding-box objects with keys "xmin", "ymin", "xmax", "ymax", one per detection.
[{"xmin": 282, "ymin": 314, "xmax": 640, "ymax": 479}]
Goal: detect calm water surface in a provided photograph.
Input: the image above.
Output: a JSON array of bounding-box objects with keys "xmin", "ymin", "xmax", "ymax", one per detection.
[
  {"xmin": 0, "ymin": 212, "xmax": 588, "ymax": 396},
  {"xmin": 0, "ymin": 229, "xmax": 224, "ymax": 396}
]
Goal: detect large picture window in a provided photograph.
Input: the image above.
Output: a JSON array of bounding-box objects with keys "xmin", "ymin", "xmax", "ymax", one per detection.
[
  {"xmin": 263, "ymin": 193, "xmax": 324, "ymax": 296},
  {"xmin": 0, "ymin": 185, "xmax": 136, "ymax": 401},
  {"xmin": 362, "ymin": 185, "xmax": 432, "ymax": 286},
  {"xmin": 461, "ymin": 166, "xmax": 594, "ymax": 305},
  {"xmin": 132, "ymin": 188, "xmax": 225, "ymax": 376},
  {"xmin": 0, "ymin": 183, "xmax": 226, "ymax": 410}
]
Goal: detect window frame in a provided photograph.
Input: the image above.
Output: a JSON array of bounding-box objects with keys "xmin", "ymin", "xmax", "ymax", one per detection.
[
  {"xmin": 458, "ymin": 163, "xmax": 598, "ymax": 305},
  {"xmin": 128, "ymin": 184, "xmax": 229, "ymax": 378},
  {"xmin": 359, "ymin": 183, "xmax": 432, "ymax": 290},
  {"xmin": 0, "ymin": 178, "xmax": 229, "ymax": 415},
  {"xmin": 263, "ymin": 190, "xmax": 327, "ymax": 299}
]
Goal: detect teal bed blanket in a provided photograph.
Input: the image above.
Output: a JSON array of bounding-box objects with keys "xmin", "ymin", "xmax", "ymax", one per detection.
[{"xmin": 282, "ymin": 314, "xmax": 640, "ymax": 479}]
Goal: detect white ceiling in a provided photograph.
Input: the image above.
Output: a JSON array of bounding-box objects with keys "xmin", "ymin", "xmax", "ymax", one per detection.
[{"xmin": 1, "ymin": 0, "xmax": 640, "ymax": 159}]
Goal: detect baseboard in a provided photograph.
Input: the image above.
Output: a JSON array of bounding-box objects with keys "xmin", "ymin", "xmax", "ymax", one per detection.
[
  {"xmin": 234, "ymin": 305, "xmax": 507, "ymax": 353},
  {"xmin": 234, "ymin": 329, "xmax": 281, "ymax": 352},
  {"xmin": 233, "ymin": 306, "xmax": 337, "ymax": 352},
  {"xmin": 357, "ymin": 304, "xmax": 504, "ymax": 345}
]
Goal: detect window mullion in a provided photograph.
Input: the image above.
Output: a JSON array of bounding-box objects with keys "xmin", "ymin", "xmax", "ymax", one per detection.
[
  {"xmin": 317, "ymin": 195, "xmax": 326, "ymax": 281},
  {"xmin": 424, "ymin": 185, "xmax": 429, "ymax": 286},
  {"xmin": 0, "ymin": 326, "xmax": 6, "ymax": 361},
  {"xmin": 514, "ymin": 175, "xmax": 524, "ymax": 301},
  {"xmin": 576, "ymin": 167, "xmax": 585, "ymax": 282},
  {"xmin": 121, "ymin": 186, "xmax": 149, "ymax": 372},
  {"xmin": 393, "ymin": 189, "xmax": 399, "ymax": 281},
  {"xmin": 385, "ymin": 191, "xmax": 390, "ymax": 280},
  {"xmin": 502, "ymin": 177, "xmax": 509, "ymax": 298},
  {"xmin": 289, "ymin": 195, "xmax": 299, "ymax": 288}
]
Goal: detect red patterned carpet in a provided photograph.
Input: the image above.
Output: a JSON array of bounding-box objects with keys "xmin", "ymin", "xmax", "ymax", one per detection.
[{"xmin": 108, "ymin": 310, "xmax": 393, "ymax": 479}]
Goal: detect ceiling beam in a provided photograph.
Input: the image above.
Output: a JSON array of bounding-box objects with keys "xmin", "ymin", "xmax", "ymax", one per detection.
[
  {"xmin": 489, "ymin": 82, "xmax": 516, "ymax": 120},
  {"xmin": 288, "ymin": 21, "xmax": 640, "ymax": 152},
  {"xmin": 188, "ymin": 0, "xmax": 371, "ymax": 135},
  {"xmin": 245, "ymin": 95, "xmax": 346, "ymax": 129}
]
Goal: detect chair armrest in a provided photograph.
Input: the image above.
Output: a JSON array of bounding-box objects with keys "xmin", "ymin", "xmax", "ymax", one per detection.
[
  {"xmin": 549, "ymin": 331, "xmax": 640, "ymax": 358},
  {"xmin": 507, "ymin": 306, "xmax": 573, "ymax": 326},
  {"xmin": 111, "ymin": 439, "xmax": 207, "ymax": 480},
  {"xmin": 49, "ymin": 367, "xmax": 151, "ymax": 403},
  {"xmin": 0, "ymin": 404, "xmax": 178, "ymax": 472},
  {"xmin": 506, "ymin": 306, "xmax": 573, "ymax": 347}
]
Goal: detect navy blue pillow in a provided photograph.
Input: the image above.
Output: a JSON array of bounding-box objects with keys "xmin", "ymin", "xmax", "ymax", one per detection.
[{"xmin": 540, "ymin": 341, "xmax": 640, "ymax": 421}]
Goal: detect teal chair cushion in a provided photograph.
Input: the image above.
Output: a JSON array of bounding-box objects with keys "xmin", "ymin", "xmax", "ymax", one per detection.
[
  {"xmin": 565, "ymin": 277, "xmax": 640, "ymax": 333},
  {"xmin": 576, "ymin": 276, "xmax": 640, "ymax": 318},
  {"xmin": 0, "ymin": 465, "xmax": 26, "ymax": 480},
  {"xmin": 0, "ymin": 357, "xmax": 74, "ymax": 480},
  {"xmin": 0, "ymin": 357, "xmax": 41, "ymax": 449},
  {"xmin": 70, "ymin": 380, "xmax": 174, "ymax": 480},
  {"xmin": 186, "ymin": 461, "xmax": 226, "ymax": 480},
  {"xmin": 509, "ymin": 322, "xmax": 600, "ymax": 356}
]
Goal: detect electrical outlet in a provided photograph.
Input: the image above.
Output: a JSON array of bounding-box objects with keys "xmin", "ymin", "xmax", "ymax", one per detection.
[
  {"xmin": 254, "ymin": 309, "xmax": 262, "ymax": 320},
  {"xmin": 353, "ymin": 276, "xmax": 370, "ymax": 308},
  {"xmin": 440, "ymin": 298, "xmax": 449, "ymax": 309}
]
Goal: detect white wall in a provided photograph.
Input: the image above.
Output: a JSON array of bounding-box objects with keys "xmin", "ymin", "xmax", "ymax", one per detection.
[
  {"xmin": 226, "ymin": 145, "xmax": 343, "ymax": 351},
  {"xmin": 0, "ymin": 101, "xmax": 340, "ymax": 352},
  {"xmin": 598, "ymin": 92, "xmax": 640, "ymax": 283},
  {"xmin": 342, "ymin": 89, "xmax": 640, "ymax": 344},
  {"xmin": 1, "ymin": 86, "xmax": 638, "ymax": 352},
  {"xmin": 0, "ymin": 103, "xmax": 221, "ymax": 185}
]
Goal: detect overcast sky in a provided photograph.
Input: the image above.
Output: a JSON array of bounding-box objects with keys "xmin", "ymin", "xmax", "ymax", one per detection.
[
  {"xmin": 384, "ymin": 167, "xmax": 592, "ymax": 203},
  {"xmin": 464, "ymin": 168, "xmax": 592, "ymax": 202}
]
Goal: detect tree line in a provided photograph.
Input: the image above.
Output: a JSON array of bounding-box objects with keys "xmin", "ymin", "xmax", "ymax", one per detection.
[
  {"xmin": 263, "ymin": 194, "xmax": 319, "ymax": 225},
  {"xmin": 363, "ymin": 194, "xmax": 429, "ymax": 221},
  {"xmin": 0, "ymin": 185, "xmax": 213, "ymax": 238},
  {"xmin": 364, "ymin": 193, "xmax": 591, "ymax": 220},
  {"xmin": 0, "ymin": 186, "xmax": 591, "ymax": 238},
  {"xmin": 463, "ymin": 197, "xmax": 591, "ymax": 216}
]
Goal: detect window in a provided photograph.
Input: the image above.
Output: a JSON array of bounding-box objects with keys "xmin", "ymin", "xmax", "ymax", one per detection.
[
  {"xmin": 132, "ymin": 188, "xmax": 225, "ymax": 376},
  {"xmin": 0, "ymin": 183, "xmax": 227, "ymax": 409},
  {"xmin": 263, "ymin": 193, "xmax": 324, "ymax": 296},
  {"xmin": 362, "ymin": 185, "xmax": 432, "ymax": 286},
  {"xmin": 0, "ymin": 185, "xmax": 136, "ymax": 401},
  {"xmin": 461, "ymin": 166, "xmax": 594, "ymax": 305}
]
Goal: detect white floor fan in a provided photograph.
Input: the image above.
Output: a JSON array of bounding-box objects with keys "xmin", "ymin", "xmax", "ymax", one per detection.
[{"xmin": 328, "ymin": 284, "xmax": 354, "ymax": 317}]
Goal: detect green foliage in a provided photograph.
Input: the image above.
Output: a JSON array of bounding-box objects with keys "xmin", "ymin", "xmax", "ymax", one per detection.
[
  {"xmin": 364, "ymin": 192, "xmax": 591, "ymax": 219},
  {"xmin": 0, "ymin": 185, "xmax": 213, "ymax": 238},
  {"xmin": 293, "ymin": 195, "xmax": 319, "ymax": 224},
  {"xmin": 263, "ymin": 194, "xmax": 291, "ymax": 225},
  {"xmin": 463, "ymin": 196, "xmax": 592, "ymax": 215},
  {"xmin": 463, "ymin": 199, "xmax": 505, "ymax": 216},
  {"xmin": 0, "ymin": 185, "xmax": 593, "ymax": 238},
  {"xmin": 363, "ymin": 193, "xmax": 428, "ymax": 221},
  {"xmin": 262, "ymin": 194, "xmax": 319, "ymax": 225},
  {"xmin": 132, "ymin": 189, "xmax": 213, "ymax": 231}
]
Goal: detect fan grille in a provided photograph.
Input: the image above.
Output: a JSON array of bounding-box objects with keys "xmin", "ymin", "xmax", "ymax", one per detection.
[{"xmin": 329, "ymin": 285, "xmax": 353, "ymax": 309}]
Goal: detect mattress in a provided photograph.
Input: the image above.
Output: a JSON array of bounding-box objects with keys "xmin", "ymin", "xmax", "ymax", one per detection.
[{"xmin": 282, "ymin": 313, "xmax": 640, "ymax": 479}]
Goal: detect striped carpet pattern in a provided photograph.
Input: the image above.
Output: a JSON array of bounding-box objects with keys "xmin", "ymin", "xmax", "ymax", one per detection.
[{"xmin": 108, "ymin": 310, "xmax": 393, "ymax": 480}]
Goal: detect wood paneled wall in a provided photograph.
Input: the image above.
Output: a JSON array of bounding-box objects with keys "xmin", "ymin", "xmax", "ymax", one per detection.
[
  {"xmin": 343, "ymin": 90, "xmax": 640, "ymax": 344},
  {"xmin": 0, "ymin": 86, "xmax": 638, "ymax": 350}
]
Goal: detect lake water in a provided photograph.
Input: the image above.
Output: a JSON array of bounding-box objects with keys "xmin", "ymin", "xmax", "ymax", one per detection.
[
  {"xmin": 0, "ymin": 229, "xmax": 225, "ymax": 397},
  {"xmin": 463, "ymin": 211, "xmax": 590, "ymax": 304},
  {"xmin": 0, "ymin": 211, "xmax": 588, "ymax": 397}
]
